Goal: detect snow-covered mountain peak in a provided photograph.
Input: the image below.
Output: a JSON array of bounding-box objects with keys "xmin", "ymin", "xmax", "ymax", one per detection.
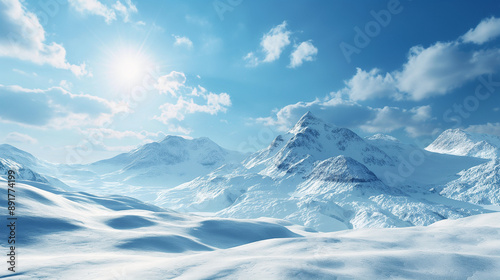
[
  {"xmin": 289, "ymin": 111, "xmax": 330, "ymax": 134},
  {"xmin": 84, "ymin": 136, "xmax": 245, "ymax": 195},
  {"xmin": 245, "ymin": 112, "xmax": 395, "ymax": 176},
  {"xmin": 98, "ymin": 135, "xmax": 240, "ymax": 168},
  {"xmin": 426, "ymin": 128, "xmax": 500, "ymax": 159}
]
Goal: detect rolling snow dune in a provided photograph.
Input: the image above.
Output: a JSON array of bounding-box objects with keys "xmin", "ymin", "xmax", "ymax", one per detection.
[{"xmin": 1, "ymin": 178, "xmax": 499, "ymax": 279}]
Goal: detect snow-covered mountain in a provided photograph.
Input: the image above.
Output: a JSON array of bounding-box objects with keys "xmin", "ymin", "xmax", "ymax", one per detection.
[
  {"xmin": 0, "ymin": 144, "xmax": 40, "ymax": 167},
  {"xmin": 7, "ymin": 177, "xmax": 500, "ymax": 279},
  {"xmin": 426, "ymin": 128, "xmax": 500, "ymax": 159},
  {"xmin": 94, "ymin": 136, "xmax": 242, "ymax": 171},
  {"xmin": 0, "ymin": 144, "xmax": 70, "ymax": 188},
  {"xmin": 89, "ymin": 135, "xmax": 244, "ymax": 186},
  {"xmin": 36, "ymin": 136, "xmax": 246, "ymax": 202},
  {"xmin": 440, "ymin": 158, "xmax": 500, "ymax": 205},
  {"xmin": 244, "ymin": 111, "xmax": 395, "ymax": 178},
  {"xmin": 0, "ymin": 157, "xmax": 48, "ymax": 183},
  {"xmin": 0, "ymin": 137, "xmax": 245, "ymax": 202},
  {"xmin": 156, "ymin": 112, "xmax": 491, "ymax": 231}
]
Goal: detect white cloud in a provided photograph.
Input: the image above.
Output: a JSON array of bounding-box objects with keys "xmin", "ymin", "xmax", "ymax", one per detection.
[
  {"xmin": 289, "ymin": 41, "xmax": 318, "ymax": 68},
  {"xmin": 342, "ymin": 28, "xmax": 500, "ymax": 101},
  {"xmin": 186, "ymin": 92, "xmax": 231, "ymax": 114},
  {"xmin": 68, "ymin": 0, "xmax": 116, "ymax": 23},
  {"xmin": 69, "ymin": 0, "xmax": 137, "ymax": 23},
  {"xmin": 166, "ymin": 125, "xmax": 192, "ymax": 135},
  {"xmin": 344, "ymin": 68, "xmax": 398, "ymax": 101},
  {"xmin": 155, "ymin": 93, "xmax": 231, "ymax": 124},
  {"xmin": 462, "ymin": 17, "xmax": 500, "ymax": 45},
  {"xmin": 155, "ymin": 71, "xmax": 187, "ymax": 96},
  {"xmin": 261, "ymin": 21, "xmax": 291, "ymax": 62},
  {"xmin": 255, "ymin": 16, "xmax": 500, "ymax": 138},
  {"xmin": 359, "ymin": 105, "xmax": 434, "ymax": 137},
  {"xmin": 113, "ymin": 0, "xmax": 137, "ymax": 22},
  {"xmin": 245, "ymin": 21, "xmax": 291, "ymax": 66},
  {"xmin": 173, "ymin": 35, "xmax": 193, "ymax": 49},
  {"xmin": 153, "ymin": 72, "xmax": 231, "ymax": 131},
  {"xmin": 4, "ymin": 132, "xmax": 37, "ymax": 144},
  {"xmin": 0, "ymin": 0, "xmax": 90, "ymax": 77},
  {"xmin": 466, "ymin": 123, "xmax": 500, "ymax": 137},
  {"xmin": 395, "ymin": 42, "xmax": 500, "ymax": 100},
  {"xmin": 0, "ymin": 84, "xmax": 121, "ymax": 128}
]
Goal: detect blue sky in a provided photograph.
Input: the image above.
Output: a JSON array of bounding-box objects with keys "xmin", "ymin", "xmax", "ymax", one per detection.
[{"xmin": 0, "ymin": 0, "xmax": 500, "ymax": 163}]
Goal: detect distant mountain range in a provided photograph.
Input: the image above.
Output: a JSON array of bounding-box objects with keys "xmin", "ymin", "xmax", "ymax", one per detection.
[
  {"xmin": 155, "ymin": 112, "xmax": 497, "ymax": 231},
  {"xmin": 1, "ymin": 112, "xmax": 499, "ymax": 231}
]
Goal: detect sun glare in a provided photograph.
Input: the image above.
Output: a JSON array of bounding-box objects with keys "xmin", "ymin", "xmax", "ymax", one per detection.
[{"xmin": 107, "ymin": 48, "xmax": 152, "ymax": 89}]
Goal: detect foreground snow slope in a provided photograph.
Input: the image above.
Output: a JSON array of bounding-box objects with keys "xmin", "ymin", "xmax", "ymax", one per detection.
[{"xmin": 1, "ymin": 178, "xmax": 499, "ymax": 280}]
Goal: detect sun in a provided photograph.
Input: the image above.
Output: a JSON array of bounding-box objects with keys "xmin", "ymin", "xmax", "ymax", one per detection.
[
  {"xmin": 106, "ymin": 48, "xmax": 152, "ymax": 90},
  {"xmin": 114, "ymin": 55, "xmax": 143, "ymax": 81}
]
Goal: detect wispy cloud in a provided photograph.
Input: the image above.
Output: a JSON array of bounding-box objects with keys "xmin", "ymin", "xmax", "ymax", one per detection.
[
  {"xmin": 462, "ymin": 16, "xmax": 500, "ymax": 45},
  {"xmin": 0, "ymin": 0, "xmax": 90, "ymax": 77},
  {"xmin": 155, "ymin": 71, "xmax": 187, "ymax": 96},
  {"xmin": 173, "ymin": 35, "xmax": 194, "ymax": 49},
  {"xmin": 69, "ymin": 0, "xmax": 116, "ymax": 23},
  {"xmin": 0, "ymin": 84, "xmax": 122, "ymax": 128},
  {"xmin": 68, "ymin": 0, "xmax": 138, "ymax": 23},
  {"xmin": 4, "ymin": 132, "xmax": 37, "ymax": 145},
  {"xmin": 113, "ymin": 0, "xmax": 138, "ymax": 22},
  {"xmin": 466, "ymin": 122, "xmax": 500, "ymax": 136}
]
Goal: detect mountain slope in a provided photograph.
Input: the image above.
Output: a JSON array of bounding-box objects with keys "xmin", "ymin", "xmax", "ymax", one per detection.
[
  {"xmin": 426, "ymin": 129, "xmax": 500, "ymax": 159},
  {"xmin": 440, "ymin": 158, "xmax": 500, "ymax": 205},
  {"xmin": 365, "ymin": 133, "xmax": 487, "ymax": 187}
]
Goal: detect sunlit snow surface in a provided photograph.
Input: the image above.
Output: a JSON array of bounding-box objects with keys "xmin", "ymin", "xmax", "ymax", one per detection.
[{"xmin": 1, "ymin": 178, "xmax": 499, "ymax": 280}]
